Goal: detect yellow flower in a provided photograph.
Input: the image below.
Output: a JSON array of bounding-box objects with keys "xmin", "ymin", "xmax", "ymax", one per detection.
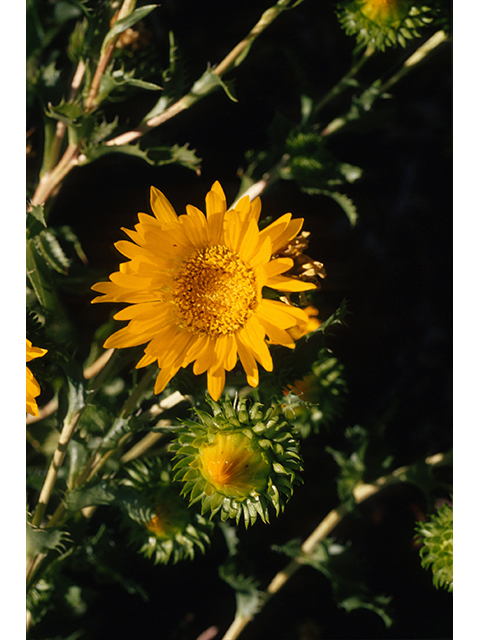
[
  {"xmin": 283, "ymin": 373, "xmax": 319, "ymax": 403},
  {"xmin": 92, "ymin": 181, "xmax": 316, "ymax": 400},
  {"xmin": 26, "ymin": 339, "xmax": 47, "ymax": 416},
  {"xmin": 197, "ymin": 432, "xmax": 270, "ymax": 500}
]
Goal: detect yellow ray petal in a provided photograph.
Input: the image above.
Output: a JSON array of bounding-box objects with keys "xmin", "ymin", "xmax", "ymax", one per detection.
[
  {"xmin": 113, "ymin": 301, "xmax": 167, "ymax": 321},
  {"xmin": 150, "ymin": 186, "xmax": 179, "ymax": 226},
  {"xmin": 237, "ymin": 218, "xmax": 260, "ymax": 262},
  {"xmin": 263, "ymin": 257, "xmax": 294, "ymax": 278},
  {"xmin": 205, "ymin": 185, "xmax": 226, "ymax": 245},
  {"xmin": 154, "ymin": 364, "xmax": 180, "ymax": 395},
  {"xmin": 236, "ymin": 337, "xmax": 259, "ymax": 387},
  {"xmin": 240, "ymin": 316, "xmax": 273, "ymax": 372},
  {"xmin": 181, "ymin": 207, "xmax": 209, "ymax": 249},
  {"xmin": 207, "ymin": 367, "xmax": 226, "ymax": 401},
  {"xmin": 214, "ymin": 334, "xmax": 238, "ymax": 372},
  {"xmin": 258, "ymin": 316, "xmax": 296, "ymax": 348},
  {"xmin": 192, "ymin": 338, "xmax": 216, "ymax": 375},
  {"xmin": 257, "ymin": 299, "xmax": 308, "ymax": 328},
  {"xmin": 104, "ymin": 325, "xmax": 152, "ymax": 349},
  {"xmin": 136, "ymin": 352, "xmax": 157, "ymax": 368},
  {"xmin": 266, "ymin": 275, "xmax": 317, "ymax": 292}
]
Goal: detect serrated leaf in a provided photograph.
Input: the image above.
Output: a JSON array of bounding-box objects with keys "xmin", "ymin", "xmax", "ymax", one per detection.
[
  {"xmin": 35, "ymin": 229, "xmax": 71, "ymax": 274},
  {"xmin": 317, "ymin": 190, "xmax": 358, "ymax": 226},
  {"xmin": 340, "ymin": 595, "xmax": 393, "ymax": 628},
  {"xmin": 101, "ymin": 4, "xmax": 159, "ymax": 57},
  {"xmin": 94, "ymin": 67, "xmax": 162, "ymax": 106},
  {"xmin": 26, "ymin": 522, "xmax": 68, "ymax": 558},
  {"xmin": 65, "ymin": 479, "xmax": 118, "ymax": 511},
  {"xmin": 26, "ymin": 239, "xmax": 56, "ymax": 313},
  {"xmin": 45, "ymin": 100, "xmax": 94, "ymax": 144},
  {"xmin": 26, "ymin": 204, "xmax": 47, "ymax": 238},
  {"xmin": 82, "ymin": 142, "xmax": 201, "ymax": 172},
  {"xmin": 219, "ymin": 562, "xmax": 263, "ymax": 619},
  {"xmin": 318, "ymin": 298, "xmax": 350, "ymax": 334},
  {"xmin": 187, "ymin": 68, "xmax": 238, "ymax": 104}
]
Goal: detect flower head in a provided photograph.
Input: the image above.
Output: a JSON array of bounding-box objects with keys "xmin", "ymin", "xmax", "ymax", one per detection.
[
  {"xmin": 171, "ymin": 395, "xmax": 303, "ymax": 527},
  {"xmin": 337, "ymin": 0, "xmax": 434, "ymax": 50},
  {"xmin": 121, "ymin": 458, "xmax": 213, "ymax": 564},
  {"xmin": 26, "ymin": 339, "xmax": 47, "ymax": 416},
  {"xmin": 92, "ymin": 182, "xmax": 316, "ymax": 400}
]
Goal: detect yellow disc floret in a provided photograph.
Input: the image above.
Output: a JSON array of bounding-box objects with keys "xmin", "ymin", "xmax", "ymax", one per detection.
[
  {"xmin": 173, "ymin": 245, "xmax": 258, "ymax": 336},
  {"xmin": 197, "ymin": 433, "xmax": 269, "ymax": 499}
]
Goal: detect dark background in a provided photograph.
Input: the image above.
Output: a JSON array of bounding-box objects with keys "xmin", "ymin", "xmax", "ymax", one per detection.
[{"xmin": 31, "ymin": 1, "xmax": 452, "ymax": 638}]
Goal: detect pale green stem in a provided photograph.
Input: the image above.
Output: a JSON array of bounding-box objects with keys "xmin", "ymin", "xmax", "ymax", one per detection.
[{"xmin": 220, "ymin": 451, "xmax": 451, "ymax": 640}]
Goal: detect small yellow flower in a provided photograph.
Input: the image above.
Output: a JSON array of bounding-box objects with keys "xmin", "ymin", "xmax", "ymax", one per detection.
[
  {"xmin": 92, "ymin": 182, "xmax": 316, "ymax": 400},
  {"xmin": 26, "ymin": 339, "xmax": 47, "ymax": 416},
  {"xmin": 197, "ymin": 432, "xmax": 270, "ymax": 500},
  {"xmin": 283, "ymin": 373, "xmax": 318, "ymax": 402}
]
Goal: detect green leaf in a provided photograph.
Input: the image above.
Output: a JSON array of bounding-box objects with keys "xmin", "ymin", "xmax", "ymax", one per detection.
[
  {"xmin": 317, "ymin": 190, "xmax": 358, "ymax": 226},
  {"xmin": 94, "ymin": 66, "xmax": 162, "ymax": 107},
  {"xmin": 35, "ymin": 229, "xmax": 71, "ymax": 274},
  {"xmin": 185, "ymin": 68, "xmax": 238, "ymax": 107},
  {"xmin": 82, "ymin": 142, "xmax": 201, "ymax": 172},
  {"xmin": 26, "ymin": 522, "xmax": 68, "ymax": 558},
  {"xmin": 318, "ymin": 298, "xmax": 350, "ymax": 334},
  {"xmin": 64, "ymin": 480, "xmax": 154, "ymax": 523},
  {"xmin": 340, "ymin": 594, "xmax": 394, "ymax": 627},
  {"xmin": 45, "ymin": 100, "xmax": 95, "ymax": 144},
  {"xmin": 26, "ymin": 238, "xmax": 56, "ymax": 314},
  {"xmin": 219, "ymin": 561, "xmax": 263, "ymax": 619},
  {"xmin": 101, "ymin": 4, "xmax": 159, "ymax": 57},
  {"xmin": 274, "ymin": 538, "xmax": 393, "ymax": 627},
  {"xmin": 26, "ymin": 204, "xmax": 47, "ymax": 238},
  {"xmin": 64, "ymin": 479, "xmax": 118, "ymax": 511}
]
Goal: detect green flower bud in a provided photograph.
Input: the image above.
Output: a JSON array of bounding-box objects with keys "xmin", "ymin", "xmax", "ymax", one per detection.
[
  {"xmin": 416, "ymin": 501, "xmax": 453, "ymax": 592},
  {"xmin": 336, "ymin": 0, "xmax": 435, "ymax": 51},
  {"xmin": 121, "ymin": 458, "xmax": 213, "ymax": 564},
  {"xmin": 171, "ymin": 396, "xmax": 303, "ymax": 527}
]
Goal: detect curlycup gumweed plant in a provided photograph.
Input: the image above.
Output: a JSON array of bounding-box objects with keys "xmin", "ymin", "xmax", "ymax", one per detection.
[{"xmin": 91, "ymin": 181, "xmax": 317, "ymax": 400}]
